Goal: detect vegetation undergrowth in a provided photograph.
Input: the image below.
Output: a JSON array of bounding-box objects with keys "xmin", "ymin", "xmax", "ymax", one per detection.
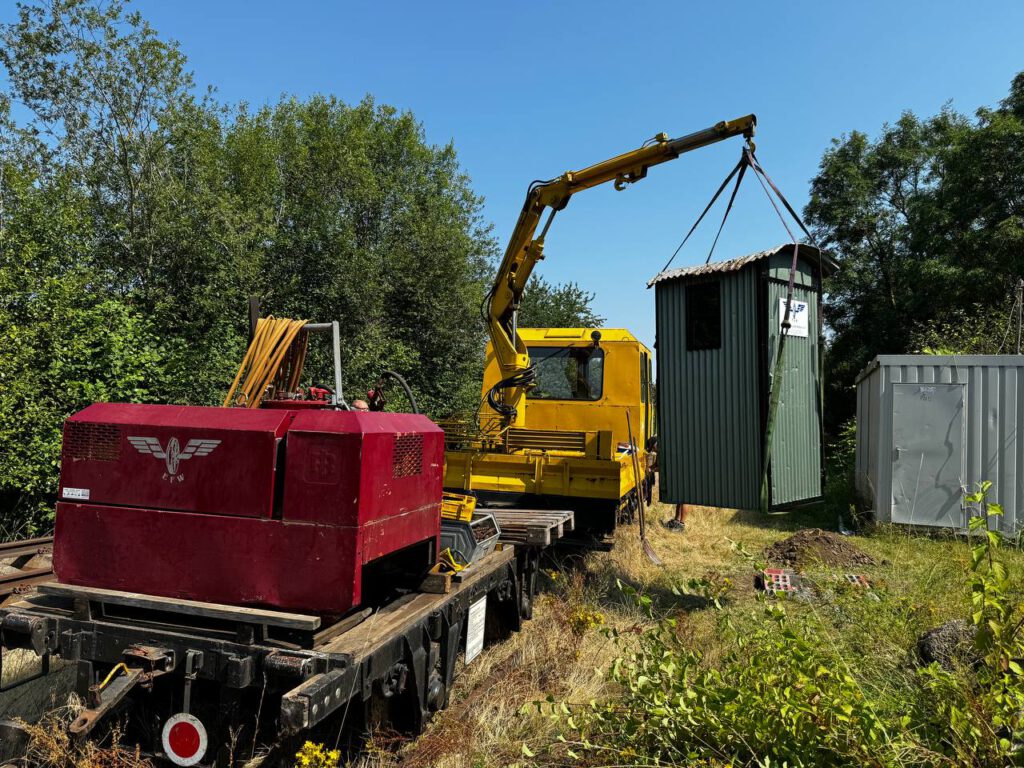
[
  {"xmin": 524, "ymin": 482, "xmax": 1024, "ymax": 767},
  {"xmin": 17, "ymin": 708, "xmax": 150, "ymax": 768}
]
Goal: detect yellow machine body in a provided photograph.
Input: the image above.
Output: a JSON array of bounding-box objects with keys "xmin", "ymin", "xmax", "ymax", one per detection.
[
  {"xmin": 444, "ymin": 328, "xmax": 654, "ymax": 531},
  {"xmin": 450, "ymin": 114, "xmax": 755, "ymax": 534}
]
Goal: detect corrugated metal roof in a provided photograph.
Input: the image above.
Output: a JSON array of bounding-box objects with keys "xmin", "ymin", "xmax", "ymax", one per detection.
[
  {"xmin": 854, "ymin": 354, "xmax": 1024, "ymax": 385},
  {"xmin": 647, "ymin": 243, "xmax": 838, "ymax": 287}
]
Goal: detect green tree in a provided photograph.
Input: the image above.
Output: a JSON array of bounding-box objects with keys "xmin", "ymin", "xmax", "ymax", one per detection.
[
  {"xmin": 516, "ymin": 275, "xmax": 605, "ymax": 329},
  {"xmin": 0, "ymin": 0, "xmax": 498, "ymax": 526},
  {"xmin": 0, "ymin": 161, "xmax": 165, "ymax": 532},
  {"xmin": 806, "ymin": 73, "xmax": 1024, "ymax": 428},
  {"xmin": 0, "ymin": 0, "xmax": 253, "ymax": 406},
  {"xmin": 224, "ymin": 95, "xmax": 496, "ymax": 415}
]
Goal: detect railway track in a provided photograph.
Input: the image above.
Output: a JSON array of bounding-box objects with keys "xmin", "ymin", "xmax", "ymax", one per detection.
[{"xmin": 0, "ymin": 536, "xmax": 54, "ymax": 602}]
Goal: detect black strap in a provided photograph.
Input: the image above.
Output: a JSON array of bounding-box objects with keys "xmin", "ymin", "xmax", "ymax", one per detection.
[
  {"xmin": 706, "ymin": 159, "xmax": 748, "ymax": 264},
  {"xmin": 658, "ymin": 152, "xmax": 749, "ymax": 275},
  {"xmin": 747, "ymin": 149, "xmax": 818, "ymax": 246}
]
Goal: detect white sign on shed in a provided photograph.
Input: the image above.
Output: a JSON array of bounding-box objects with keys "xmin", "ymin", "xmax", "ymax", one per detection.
[{"xmin": 779, "ymin": 298, "xmax": 809, "ymax": 338}]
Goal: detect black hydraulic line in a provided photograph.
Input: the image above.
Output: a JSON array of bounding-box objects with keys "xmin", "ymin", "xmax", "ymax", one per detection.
[
  {"xmin": 486, "ymin": 365, "xmax": 537, "ymax": 421},
  {"xmin": 380, "ymin": 370, "xmax": 419, "ymax": 414}
]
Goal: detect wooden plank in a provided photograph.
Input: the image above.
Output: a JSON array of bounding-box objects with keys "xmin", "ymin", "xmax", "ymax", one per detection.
[
  {"xmin": 419, "ymin": 570, "xmax": 453, "ymax": 594},
  {"xmin": 491, "ymin": 513, "xmax": 563, "ymax": 522},
  {"xmin": 38, "ymin": 583, "xmax": 321, "ymax": 631},
  {"xmin": 489, "ymin": 508, "xmax": 573, "ymax": 548},
  {"xmin": 525, "ymin": 528, "xmax": 551, "ymax": 546},
  {"xmin": 314, "ymin": 607, "xmax": 373, "ymax": 646},
  {"xmin": 321, "ymin": 547, "xmax": 514, "ymax": 660},
  {"xmin": 489, "ymin": 510, "xmax": 573, "ymax": 526}
]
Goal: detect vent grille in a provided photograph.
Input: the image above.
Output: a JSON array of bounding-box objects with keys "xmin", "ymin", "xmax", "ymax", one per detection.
[
  {"xmin": 64, "ymin": 421, "xmax": 122, "ymax": 462},
  {"xmin": 392, "ymin": 434, "xmax": 424, "ymax": 478},
  {"xmin": 506, "ymin": 428, "xmax": 587, "ymax": 453}
]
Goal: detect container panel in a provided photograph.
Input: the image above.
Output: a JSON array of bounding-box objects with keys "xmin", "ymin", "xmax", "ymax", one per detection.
[{"xmin": 854, "ymin": 355, "xmax": 1024, "ymax": 533}]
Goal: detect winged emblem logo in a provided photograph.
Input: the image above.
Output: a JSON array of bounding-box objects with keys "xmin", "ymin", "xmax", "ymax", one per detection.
[{"xmin": 127, "ymin": 436, "xmax": 221, "ymax": 482}]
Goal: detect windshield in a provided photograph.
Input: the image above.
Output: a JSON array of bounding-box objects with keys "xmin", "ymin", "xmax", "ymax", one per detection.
[{"xmin": 526, "ymin": 346, "xmax": 604, "ymax": 401}]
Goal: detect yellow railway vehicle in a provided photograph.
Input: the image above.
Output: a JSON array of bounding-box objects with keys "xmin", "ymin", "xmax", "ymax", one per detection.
[
  {"xmin": 445, "ymin": 114, "xmax": 756, "ymax": 538},
  {"xmin": 444, "ymin": 328, "xmax": 655, "ymax": 537}
]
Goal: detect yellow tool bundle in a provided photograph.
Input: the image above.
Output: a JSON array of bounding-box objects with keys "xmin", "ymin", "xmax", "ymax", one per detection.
[{"xmin": 224, "ymin": 316, "xmax": 309, "ymax": 408}]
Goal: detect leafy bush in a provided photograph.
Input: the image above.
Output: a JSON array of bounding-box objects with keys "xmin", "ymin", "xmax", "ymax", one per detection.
[
  {"xmin": 0, "ymin": 164, "xmax": 167, "ymax": 532},
  {"xmin": 918, "ymin": 482, "xmax": 1024, "ymax": 763},
  {"xmin": 824, "ymin": 418, "xmax": 861, "ymax": 528},
  {"xmin": 541, "ymin": 604, "xmax": 899, "ymax": 767}
]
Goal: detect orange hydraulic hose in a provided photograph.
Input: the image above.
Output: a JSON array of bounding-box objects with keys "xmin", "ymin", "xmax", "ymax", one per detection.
[{"xmin": 223, "ymin": 316, "xmax": 308, "ymax": 408}]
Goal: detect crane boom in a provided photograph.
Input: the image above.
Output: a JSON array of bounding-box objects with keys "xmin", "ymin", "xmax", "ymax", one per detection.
[{"xmin": 486, "ymin": 114, "xmax": 757, "ymax": 425}]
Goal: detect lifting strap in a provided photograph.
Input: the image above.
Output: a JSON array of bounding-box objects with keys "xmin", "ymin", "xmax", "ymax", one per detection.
[
  {"xmin": 656, "ymin": 143, "xmax": 825, "ymax": 513},
  {"xmin": 657, "ymin": 151, "xmax": 750, "ymax": 275},
  {"xmin": 744, "ymin": 148, "xmax": 824, "ymax": 513}
]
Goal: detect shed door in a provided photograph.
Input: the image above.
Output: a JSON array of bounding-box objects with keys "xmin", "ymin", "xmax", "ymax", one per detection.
[{"xmin": 891, "ymin": 383, "xmax": 965, "ymax": 527}]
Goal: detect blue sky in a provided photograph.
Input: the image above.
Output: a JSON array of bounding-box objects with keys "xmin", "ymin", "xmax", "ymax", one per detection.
[{"xmin": 5, "ymin": 1, "xmax": 1022, "ymax": 351}]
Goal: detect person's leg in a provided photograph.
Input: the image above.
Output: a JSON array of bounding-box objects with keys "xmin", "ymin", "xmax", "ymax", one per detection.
[{"xmin": 666, "ymin": 503, "xmax": 687, "ymax": 532}]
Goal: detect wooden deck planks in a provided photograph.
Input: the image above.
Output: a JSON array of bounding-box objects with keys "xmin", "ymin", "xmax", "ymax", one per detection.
[
  {"xmin": 488, "ymin": 509, "xmax": 575, "ymax": 546},
  {"xmin": 321, "ymin": 547, "xmax": 514, "ymax": 661}
]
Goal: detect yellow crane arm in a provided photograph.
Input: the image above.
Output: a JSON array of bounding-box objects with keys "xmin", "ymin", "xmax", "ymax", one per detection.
[{"xmin": 485, "ymin": 114, "xmax": 757, "ymax": 423}]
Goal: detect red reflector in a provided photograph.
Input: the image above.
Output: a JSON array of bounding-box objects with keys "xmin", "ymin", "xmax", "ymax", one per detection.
[
  {"xmin": 168, "ymin": 722, "xmax": 200, "ymax": 758},
  {"xmin": 162, "ymin": 713, "xmax": 208, "ymax": 766}
]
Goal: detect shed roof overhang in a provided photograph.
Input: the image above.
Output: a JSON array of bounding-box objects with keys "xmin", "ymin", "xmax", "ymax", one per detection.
[{"xmin": 647, "ymin": 243, "xmax": 839, "ymax": 288}]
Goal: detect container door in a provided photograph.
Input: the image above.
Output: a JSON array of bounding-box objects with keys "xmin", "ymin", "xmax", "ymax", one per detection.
[{"xmin": 891, "ymin": 383, "xmax": 965, "ymax": 527}]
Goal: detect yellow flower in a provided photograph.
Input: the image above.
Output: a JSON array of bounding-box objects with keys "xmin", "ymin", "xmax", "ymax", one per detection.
[{"xmin": 294, "ymin": 741, "xmax": 340, "ymax": 768}]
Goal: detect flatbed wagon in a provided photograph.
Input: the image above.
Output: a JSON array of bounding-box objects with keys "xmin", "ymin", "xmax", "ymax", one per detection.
[
  {"xmin": 0, "ymin": 320, "xmax": 578, "ymax": 765},
  {"xmin": 0, "ymin": 543, "xmax": 547, "ymax": 765}
]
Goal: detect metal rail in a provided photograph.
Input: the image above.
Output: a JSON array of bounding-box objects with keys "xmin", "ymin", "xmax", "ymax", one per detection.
[
  {"xmin": 0, "ymin": 536, "xmax": 54, "ymax": 561},
  {"xmin": 0, "ymin": 536, "xmax": 54, "ymax": 600}
]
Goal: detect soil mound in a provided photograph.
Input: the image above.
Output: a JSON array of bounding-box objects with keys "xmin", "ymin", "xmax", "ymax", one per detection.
[{"xmin": 764, "ymin": 528, "xmax": 877, "ymax": 568}]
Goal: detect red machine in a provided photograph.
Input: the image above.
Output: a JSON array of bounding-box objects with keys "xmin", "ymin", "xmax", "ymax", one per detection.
[{"xmin": 53, "ymin": 402, "xmax": 443, "ymax": 615}]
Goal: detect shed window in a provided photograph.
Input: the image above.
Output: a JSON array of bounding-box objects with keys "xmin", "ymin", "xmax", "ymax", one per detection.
[{"xmin": 686, "ymin": 281, "xmax": 721, "ymax": 351}]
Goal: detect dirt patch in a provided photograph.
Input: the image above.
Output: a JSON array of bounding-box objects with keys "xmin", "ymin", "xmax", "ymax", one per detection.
[{"xmin": 764, "ymin": 529, "xmax": 877, "ymax": 569}]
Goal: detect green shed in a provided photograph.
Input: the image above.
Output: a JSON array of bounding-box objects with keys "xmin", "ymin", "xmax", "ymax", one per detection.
[{"xmin": 649, "ymin": 244, "xmax": 838, "ymax": 511}]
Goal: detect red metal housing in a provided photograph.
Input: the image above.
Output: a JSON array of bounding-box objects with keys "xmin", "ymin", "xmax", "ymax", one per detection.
[{"xmin": 53, "ymin": 404, "xmax": 442, "ymax": 615}]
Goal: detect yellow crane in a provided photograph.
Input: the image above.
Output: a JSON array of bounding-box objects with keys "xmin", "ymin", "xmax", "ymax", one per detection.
[{"xmin": 445, "ymin": 114, "xmax": 757, "ymax": 537}]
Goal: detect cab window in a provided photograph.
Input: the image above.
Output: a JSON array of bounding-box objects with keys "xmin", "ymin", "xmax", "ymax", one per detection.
[{"xmin": 527, "ymin": 346, "xmax": 604, "ymax": 401}]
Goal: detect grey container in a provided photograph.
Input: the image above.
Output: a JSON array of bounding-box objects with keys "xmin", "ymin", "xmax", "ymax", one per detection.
[
  {"xmin": 855, "ymin": 355, "xmax": 1024, "ymax": 533},
  {"xmin": 650, "ymin": 244, "xmax": 838, "ymax": 511},
  {"xmin": 440, "ymin": 512, "xmax": 501, "ymax": 564}
]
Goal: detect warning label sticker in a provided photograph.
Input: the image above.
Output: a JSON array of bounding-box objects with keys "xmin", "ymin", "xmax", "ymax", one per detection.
[
  {"xmin": 465, "ymin": 595, "xmax": 487, "ymax": 664},
  {"xmin": 61, "ymin": 487, "xmax": 90, "ymax": 500}
]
